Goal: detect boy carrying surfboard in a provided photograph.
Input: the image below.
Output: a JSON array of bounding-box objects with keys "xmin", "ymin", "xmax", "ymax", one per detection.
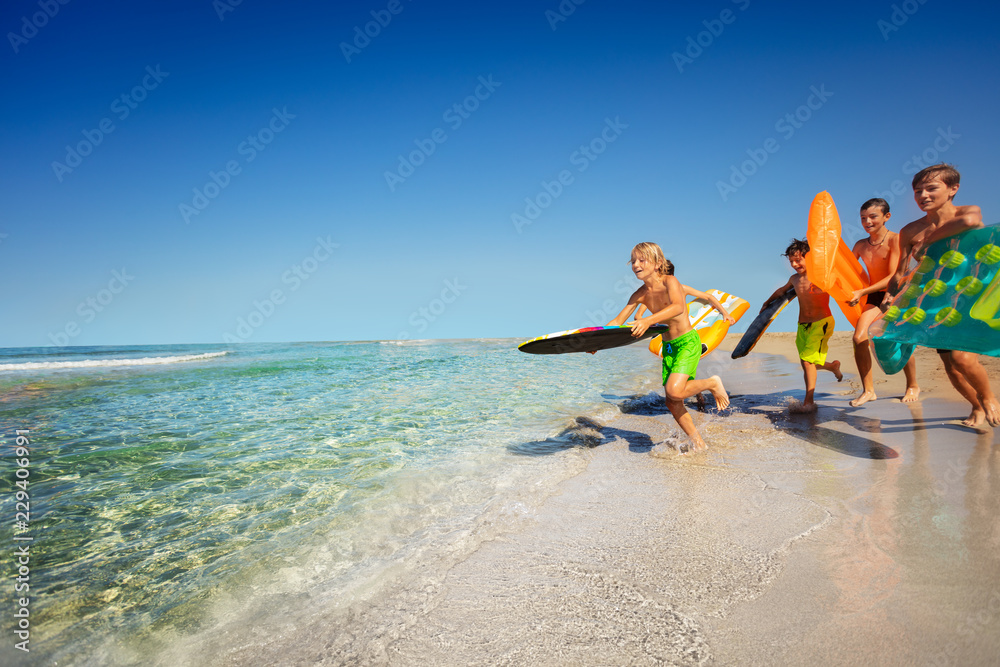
[
  {"xmin": 846, "ymin": 198, "xmax": 920, "ymax": 406},
  {"xmin": 887, "ymin": 163, "xmax": 1000, "ymax": 428},
  {"xmin": 607, "ymin": 242, "xmax": 730, "ymax": 453},
  {"xmin": 761, "ymin": 239, "xmax": 843, "ymax": 413}
]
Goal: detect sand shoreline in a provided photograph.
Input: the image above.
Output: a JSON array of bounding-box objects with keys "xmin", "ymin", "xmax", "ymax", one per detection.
[
  {"xmin": 722, "ymin": 330, "xmax": 1000, "ymax": 411},
  {"xmin": 216, "ymin": 334, "xmax": 1000, "ymax": 665}
]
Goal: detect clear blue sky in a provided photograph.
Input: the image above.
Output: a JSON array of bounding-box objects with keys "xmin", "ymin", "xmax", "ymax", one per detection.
[{"xmin": 3, "ymin": 0, "xmax": 999, "ymax": 347}]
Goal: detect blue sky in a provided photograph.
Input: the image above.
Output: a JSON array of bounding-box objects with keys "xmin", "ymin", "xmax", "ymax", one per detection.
[{"xmin": 3, "ymin": 0, "xmax": 999, "ymax": 347}]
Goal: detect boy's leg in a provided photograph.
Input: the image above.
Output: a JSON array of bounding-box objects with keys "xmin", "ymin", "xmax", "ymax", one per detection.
[
  {"xmin": 801, "ymin": 360, "xmax": 818, "ymax": 409},
  {"xmin": 948, "ymin": 351, "xmax": 1000, "ymax": 427},
  {"xmin": 938, "ymin": 351, "xmax": 986, "ymax": 427},
  {"xmin": 664, "ymin": 393, "xmax": 706, "ymax": 452},
  {"xmin": 850, "ymin": 306, "xmax": 881, "ymax": 406},
  {"xmin": 666, "ymin": 373, "xmax": 729, "ymax": 409},
  {"xmin": 902, "ymin": 356, "xmax": 920, "ymax": 402},
  {"xmin": 797, "ymin": 317, "xmax": 838, "ymax": 409},
  {"xmin": 662, "ymin": 330, "xmax": 729, "ymax": 410},
  {"xmin": 819, "ymin": 359, "xmax": 843, "ymax": 381}
]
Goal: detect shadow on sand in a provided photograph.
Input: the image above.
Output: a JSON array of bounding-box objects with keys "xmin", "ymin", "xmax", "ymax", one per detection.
[{"xmin": 507, "ymin": 389, "xmax": 975, "ymax": 461}]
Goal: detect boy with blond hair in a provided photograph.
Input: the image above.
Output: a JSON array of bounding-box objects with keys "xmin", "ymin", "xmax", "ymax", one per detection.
[
  {"xmin": 761, "ymin": 239, "xmax": 843, "ymax": 413},
  {"xmin": 607, "ymin": 242, "xmax": 729, "ymax": 452},
  {"xmin": 847, "ymin": 198, "xmax": 919, "ymax": 406},
  {"xmin": 888, "ymin": 164, "xmax": 1000, "ymax": 428}
]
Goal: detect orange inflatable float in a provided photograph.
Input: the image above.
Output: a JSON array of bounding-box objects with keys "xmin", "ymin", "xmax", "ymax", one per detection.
[{"xmin": 804, "ymin": 191, "xmax": 868, "ymax": 328}]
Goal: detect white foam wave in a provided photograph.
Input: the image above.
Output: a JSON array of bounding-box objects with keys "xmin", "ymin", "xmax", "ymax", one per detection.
[{"xmin": 0, "ymin": 351, "xmax": 228, "ymax": 371}]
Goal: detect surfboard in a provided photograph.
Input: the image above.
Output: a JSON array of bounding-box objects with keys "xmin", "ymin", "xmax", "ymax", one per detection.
[
  {"xmin": 805, "ymin": 191, "xmax": 869, "ymax": 328},
  {"xmin": 518, "ymin": 324, "xmax": 670, "ymax": 355},
  {"xmin": 870, "ymin": 224, "xmax": 1000, "ymax": 373},
  {"xmin": 731, "ymin": 286, "xmax": 796, "ymax": 359},
  {"xmin": 647, "ymin": 289, "xmax": 750, "ymax": 358}
]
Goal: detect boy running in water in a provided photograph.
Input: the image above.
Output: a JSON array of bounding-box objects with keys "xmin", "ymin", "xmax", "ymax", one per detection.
[
  {"xmin": 608, "ymin": 242, "xmax": 729, "ymax": 452},
  {"xmin": 761, "ymin": 239, "xmax": 843, "ymax": 413}
]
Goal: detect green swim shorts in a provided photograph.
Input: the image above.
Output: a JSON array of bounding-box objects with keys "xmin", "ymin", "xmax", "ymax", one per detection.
[
  {"xmin": 661, "ymin": 329, "xmax": 701, "ymax": 385},
  {"xmin": 796, "ymin": 316, "xmax": 834, "ymax": 365}
]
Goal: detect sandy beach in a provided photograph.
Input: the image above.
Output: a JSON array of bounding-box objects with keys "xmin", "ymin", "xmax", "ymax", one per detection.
[
  {"xmin": 738, "ymin": 330, "xmax": 1000, "ymax": 411},
  {"xmin": 202, "ymin": 332, "xmax": 1000, "ymax": 666}
]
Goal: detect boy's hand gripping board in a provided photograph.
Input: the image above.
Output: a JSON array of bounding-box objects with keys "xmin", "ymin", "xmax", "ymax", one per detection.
[
  {"xmin": 647, "ymin": 289, "xmax": 750, "ymax": 358},
  {"xmin": 869, "ymin": 224, "xmax": 1000, "ymax": 374},
  {"xmin": 804, "ymin": 191, "xmax": 869, "ymax": 328},
  {"xmin": 731, "ymin": 286, "xmax": 795, "ymax": 358}
]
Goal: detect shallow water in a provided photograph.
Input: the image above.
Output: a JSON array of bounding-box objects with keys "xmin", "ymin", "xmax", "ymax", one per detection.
[
  {"xmin": 0, "ymin": 340, "xmax": 663, "ymax": 665},
  {"xmin": 3, "ymin": 342, "xmax": 998, "ymax": 665}
]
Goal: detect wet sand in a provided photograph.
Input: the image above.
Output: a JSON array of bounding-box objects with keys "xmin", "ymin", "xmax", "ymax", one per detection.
[
  {"xmin": 737, "ymin": 330, "xmax": 1000, "ymax": 410},
  {"xmin": 214, "ymin": 335, "xmax": 1000, "ymax": 666}
]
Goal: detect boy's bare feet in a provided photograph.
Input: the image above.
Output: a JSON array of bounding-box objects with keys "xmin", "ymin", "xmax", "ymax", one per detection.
[
  {"xmin": 708, "ymin": 375, "xmax": 729, "ymax": 410},
  {"xmin": 981, "ymin": 396, "xmax": 1000, "ymax": 427},
  {"xmin": 790, "ymin": 399, "xmax": 817, "ymax": 414},
  {"xmin": 850, "ymin": 391, "xmax": 877, "ymax": 407},
  {"xmin": 902, "ymin": 386, "xmax": 920, "ymax": 403},
  {"xmin": 680, "ymin": 437, "xmax": 708, "ymax": 455},
  {"xmin": 962, "ymin": 408, "xmax": 986, "ymax": 429},
  {"xmin": 831, "ymin": 360, "xmax": 843, "ymax": 382}
]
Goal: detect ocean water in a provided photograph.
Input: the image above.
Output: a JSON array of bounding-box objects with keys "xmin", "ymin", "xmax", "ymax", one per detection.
[{"xmin": 0, "ymin": 339, "xmax": 666, "ymax": 665}]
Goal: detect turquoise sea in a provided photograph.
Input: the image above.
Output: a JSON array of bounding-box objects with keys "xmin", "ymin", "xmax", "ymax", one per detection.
[{"xmin": 0, "ymin": 340, "xmax": 666, "ymax": 665}]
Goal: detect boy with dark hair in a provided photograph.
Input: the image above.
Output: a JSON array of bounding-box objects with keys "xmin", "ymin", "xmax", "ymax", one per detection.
[
  {"xmin": 761, "ymin": 238, "xmax": 843, "ymax": 412},
  {"xmin": 888, "ymin": 164, "xmax": 1000, "ymax": 427},
  {"xmin": 847, "ymin": 198, "xmax": 919, "ymax": 406}
]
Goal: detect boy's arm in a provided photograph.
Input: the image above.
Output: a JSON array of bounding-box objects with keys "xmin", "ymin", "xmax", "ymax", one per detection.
[
  {"xmin": 682, "ymin": 284, "xmax": 735, "ymax": 324},
  {"xmin": 923, "ymin": 205, "xmax": 983, "ymax": 246},
  {"xmin": 607, "ymin": 289, "xmax": 642, "ymax": 326},
  {"xmin": 760, "ymin": 279, "xmax": 794, "ymax": 313},
  {"xmin": 888, "ymin": 225, "xmax": 917, "ymax": 295}
]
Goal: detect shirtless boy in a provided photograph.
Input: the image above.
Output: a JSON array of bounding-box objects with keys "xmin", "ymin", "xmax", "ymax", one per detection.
[
  {"xmin": 607, "ymin": 242, "xmax": 729, "ymax": 452},
  {"xmin": 847, "ymin": 198, "xmax": 919, "ymax": 406},
  {"xmin": 887, "ymin": 163, "xmax": 1000, "ymax": 428},
  {"xmin": 761, "ymin": 239, "xmax": 843, "ymax": 413}
]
